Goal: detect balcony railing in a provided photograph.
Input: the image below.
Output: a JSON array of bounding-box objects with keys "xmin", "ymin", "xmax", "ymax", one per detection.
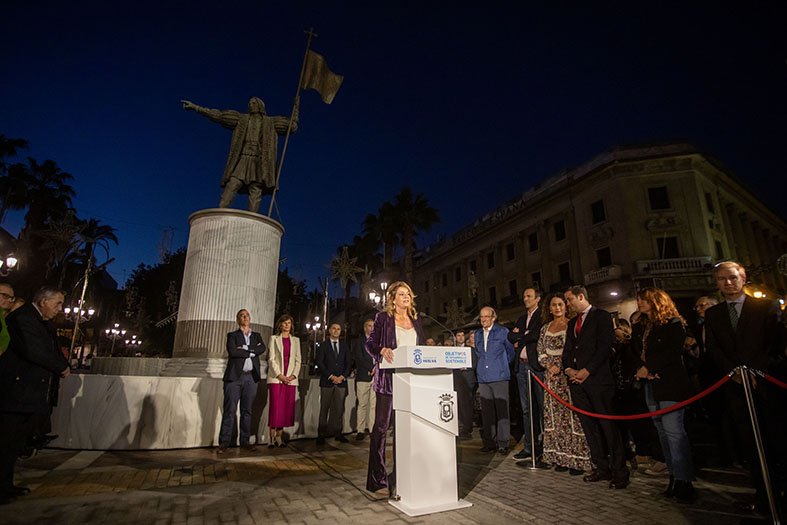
[
  {"xmin": 584, "ymin": 265, "xmax": 623, "ymax": 285},
  {"xmin": 635, "ymin": 256, "xmax": 713, "ymax": 275}
]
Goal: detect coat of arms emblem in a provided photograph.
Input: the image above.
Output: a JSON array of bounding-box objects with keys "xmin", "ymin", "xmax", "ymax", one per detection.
[{"xmin": 439, "ymin": 392, "xmax": 454, "ymax": 422}]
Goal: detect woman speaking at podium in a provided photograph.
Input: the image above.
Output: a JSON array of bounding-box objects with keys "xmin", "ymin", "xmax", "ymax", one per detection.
[{"xmin": 365, "ymin": 281, "xmax": 426, "ymax": 496}]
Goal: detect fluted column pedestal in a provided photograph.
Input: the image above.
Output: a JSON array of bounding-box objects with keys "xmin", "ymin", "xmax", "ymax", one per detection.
[{"xmin": 170, "ymin": 208, "xmax": 283, "ymax": 375}]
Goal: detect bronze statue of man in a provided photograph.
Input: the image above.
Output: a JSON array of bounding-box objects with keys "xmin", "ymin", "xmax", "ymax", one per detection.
[{"xmin": 181, "ymin": 97, "xmax": 298, "ymax": 213}]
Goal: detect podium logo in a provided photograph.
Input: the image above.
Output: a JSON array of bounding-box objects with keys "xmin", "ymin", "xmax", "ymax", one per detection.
[
  {"xmin": 413, "ymin": 348, "xmax": 422, "ymax": 365},
  {"xmin": 439, "ymin": 393, "xmax": 454, "ymax": 422}
]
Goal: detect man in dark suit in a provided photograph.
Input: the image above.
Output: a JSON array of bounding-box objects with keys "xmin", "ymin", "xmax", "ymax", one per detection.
[
  {"xmin": 563, "ymin": 285, "xmax": 629, "ymax": 489},
  {"xmin": 508, "ymin": 288, "xmax": 544, "ymax": 461},
  {"xmin": 0, "ymin": 286, "xmax": 69, "ymax": 504},
  {"xmin": 316, "ymin": 323, "xmax": 351, "ymax": 445},
  {"xmin": 351, "ymin": 318, "xmax": 376, "ymax": 441},
  {"xmin": 452, "ymin": 329, "xmax": 477, "ymax": 439},
  {"xmin": 704, "ymin": 261, "xmax": 782, "ymax": 514},
  {"xmin": 217, "ymin": 309, "xmax": 266, "ymax": 453}
]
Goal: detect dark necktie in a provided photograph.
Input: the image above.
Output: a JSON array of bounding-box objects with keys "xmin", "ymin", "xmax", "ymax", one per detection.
[
  {"xmin": 575, "ymin": 313, "xmax": 584, "ymax": 336},
  {"xmin": 333, "ymin": 341, "xmax": 339, "ymax": 356},
  {"xmin": 727, "ymin": 302, "xmax": 739, "ymax": 330}
]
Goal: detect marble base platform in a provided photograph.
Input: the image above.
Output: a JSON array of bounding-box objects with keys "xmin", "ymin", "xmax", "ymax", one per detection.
[
  {"xmin": 90, "ymin": 357, "xmax": 168, "ymax": 377},
  {"xmin": 51, "ymin": 375, "xmax": 362, "ymax": 450}
]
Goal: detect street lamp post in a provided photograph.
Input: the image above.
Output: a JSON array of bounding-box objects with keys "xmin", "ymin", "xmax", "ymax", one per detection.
[
  {"xmin": 305, "ymin": 316, "xmax": 321, "ymax": 375},
  {"xmin": 369, "ymin": 281, "xmax": 389, "ymax": 311},
  {"xmin": 104, "ymin": 323, "xmax": 127, "ymax": 356},
  {"xmin": 64, "ymin": 302, "xmax": 96, "ymax": 364},
  {"xmin": 125, "ymin": 334, "xmax": 143, "ymax": 355}
]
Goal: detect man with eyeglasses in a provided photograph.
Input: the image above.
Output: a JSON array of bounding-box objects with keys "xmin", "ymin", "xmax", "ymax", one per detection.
[
  {"xmin": 474, "ymin": 307, "xmax": 516, "ymax": 455},
  {"xmin": 0, "ymin": 283, "xmax": 15, "ymax": 356},
  {"xmin": 0, "ymin": 286, "xmax": 69, "ymax": 504}
]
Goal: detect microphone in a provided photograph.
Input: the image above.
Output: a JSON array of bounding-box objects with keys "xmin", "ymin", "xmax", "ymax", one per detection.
[{"xmin": 418, "ymin": 312, "xmax": 455, "ymax": 343}]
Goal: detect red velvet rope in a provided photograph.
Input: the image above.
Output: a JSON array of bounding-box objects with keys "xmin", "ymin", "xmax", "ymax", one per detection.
[
  {"xmin": 530, "ymin": 372, "xmax": 731, "ymax": 420},
  {"xmin": 763, "ymin": 373, "xmax": 787, "ymax": 390}
]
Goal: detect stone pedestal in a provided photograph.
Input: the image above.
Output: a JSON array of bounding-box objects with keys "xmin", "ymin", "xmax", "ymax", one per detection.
[{"xmin": 172, "ymin": 208, "xmax": 284, "ymax": 367}]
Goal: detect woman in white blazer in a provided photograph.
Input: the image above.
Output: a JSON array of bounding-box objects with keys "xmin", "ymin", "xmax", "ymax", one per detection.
[{"xmin": 267, "ymin": 314, "xmax": 301, "ymax": 447}]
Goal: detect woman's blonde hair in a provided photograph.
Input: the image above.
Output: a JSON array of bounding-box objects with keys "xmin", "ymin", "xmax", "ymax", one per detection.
[
  {"xmin": 637, "ymin": 287, "xmax": 685, "ymax": 326},
  {"xmin": 384, "ymin": 281, "xmax": 418, "ymax": 319}
]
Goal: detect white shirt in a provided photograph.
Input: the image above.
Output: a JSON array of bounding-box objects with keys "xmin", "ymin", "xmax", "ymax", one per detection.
[
  {"xmin": 396, "ymin": 326, "xmax": 417, "ymax": 347},
  {"xmin": 483, "ymin": 327, "xmax": 490, "ymax": 350},
  {"xmin": 519, "ymin": 307, "xmax": 538, "ymax": 360},
  {"xmin": 241, "ymin": 331, "xmax": 253, "ymax": 372}
]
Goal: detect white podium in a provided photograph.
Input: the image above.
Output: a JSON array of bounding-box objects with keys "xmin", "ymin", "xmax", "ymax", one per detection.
[{"xmin": 380, "ymin": 345, "xmax": 473, "ymax": 516}]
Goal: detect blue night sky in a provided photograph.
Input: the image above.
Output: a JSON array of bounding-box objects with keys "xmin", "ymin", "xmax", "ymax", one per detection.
[{"xmin": 2, "ymin": 1, "xmax": 785, "ymax": 295}]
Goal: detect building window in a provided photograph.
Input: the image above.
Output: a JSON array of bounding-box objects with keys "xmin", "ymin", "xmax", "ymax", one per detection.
[
  {"xmin": 425, "ymin": 306, "xmax": 430, "ymax": 315},
  {"xmin": 469, "ymin": 260, "xmax": 477, "ymax": 273},
  {"xmin": 648, "ymin": 186, "xmax": 671, "ymax": 210},
  {"xmin": 441, "ymin": 273, "xmax": 448, "ymax": 287},
  {"xmin": 596, "ymin": 247, "xmax": 612, "ymax": 268},
  {"xmin": 656, "ymin": 236, "xmax": 680, "ymax": 259},
  {"xmin": 488, "ymin": 286, "xmax": 497, "ymax": 305},
  {"xmin": 715, "ymin": 240, "xmax": 724, "ymax": 259},
  {"xmin": 424, "ymin": 280, "xmax": 429, "ymax": 292},
  {"xmin": 528, "ymin": 232, "xmax": 539, "ymax": 252},
  {"xmin": 590, "ymin": 199, "xmax": 606, "ymax": 224},
  {"xmin": 557, "ymin": 262, "xmax": 571, "ymax": 283},
  {"xmin": 487, "ymin": 252, "xmax": 495, "ymax": 269},
  {"xmin": 443, "ymin": 302, "xmax": 448, "ymax": 313},
  {"xmin": 531, "ymin": 271, "xmax": 542, "ymax": 289},
  {"xmin": 554, "ymin": 220, "xmax": 566, "ymax": 241},
  {"xmin": 508, "ymin": 280, "xmax": 517, "ymax": 298},
  {"xmin": 455, "ymin": 267, "xmax": 461, "ymax": 282},
  {"xmin": 506, "ymin": 242, "xmax": 515, "ymax": 261},
  {"xmin": 705, "ymin": 192, "xmax": 715, "ymax": 213},
  {"xmin": 457, "ymin": 297, "xmax": 463, "ymax": 308}
]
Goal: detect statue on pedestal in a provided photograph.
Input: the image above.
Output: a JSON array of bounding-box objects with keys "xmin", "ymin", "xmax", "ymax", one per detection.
[
  {"xmin": 181, "ymin": 97, "xmax": 298, "ymax": 213},
  {"xmin": 181, "ymin": 32, "xmax": 343, "ymax": 216}
]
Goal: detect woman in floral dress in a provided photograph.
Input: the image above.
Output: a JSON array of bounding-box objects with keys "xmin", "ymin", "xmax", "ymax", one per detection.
[{"xmin": 538, "ymin": 294, "xmax": 593, "ymax": 475}]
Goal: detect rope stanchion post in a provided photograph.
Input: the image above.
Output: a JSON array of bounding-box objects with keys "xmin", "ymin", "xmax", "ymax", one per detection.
[
  {"xmin": 740, "ymin": 366, "xmax": 781, "ymax": 523},
  {"xmin": 527, "ymin": 369, "xmax": 537, "ymax": 470}
]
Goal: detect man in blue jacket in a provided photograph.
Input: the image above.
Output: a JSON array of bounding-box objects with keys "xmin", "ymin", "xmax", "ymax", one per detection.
[{"xmin": 474, "ymin": 306, "xmax": 516, "ymax": 454}]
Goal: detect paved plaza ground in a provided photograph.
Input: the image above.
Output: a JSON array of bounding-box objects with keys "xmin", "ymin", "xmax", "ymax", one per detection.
[{"xmin": 0, "ymin": 430, "xmax": 771, "ymax": 525}]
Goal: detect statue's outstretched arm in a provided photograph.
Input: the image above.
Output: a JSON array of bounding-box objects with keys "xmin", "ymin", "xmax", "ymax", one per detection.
[
  {"xmin": 181, "ymin": 99, "xmax": 240, "ymax": 129},
  {"xmin": 181, "ymin": 99, "xmax": 200, "ymax": 111}
]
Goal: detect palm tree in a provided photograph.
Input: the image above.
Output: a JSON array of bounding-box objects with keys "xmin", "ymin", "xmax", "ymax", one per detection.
[
  {"xmin": 362, "ymin": 201, "xmax": 399, "ymax": 270},
  {"xmin": 38, "ymin": 209, "xmax": 83, "ymax": 285},
  {"xmin": 17, "ymin": 158, "xmax": 76, "ymax": 237},
  {"xmin": 0, "ymin": 135, "xmax": 29, "ymax": 223},
  {"xmin": 392, "ymin": 187, "xmax": 439, "ymax": 282},
  {"xmin": 0, "ymin": 134, "xmax": 28, "ymax": 173},
  {"xmin": 77, "ymin": 217, "xmax": 119, "ymax": 266}
]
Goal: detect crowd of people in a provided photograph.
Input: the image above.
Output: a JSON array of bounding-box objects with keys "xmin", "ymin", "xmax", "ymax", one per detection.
[
  {"xmin": 1, "ymin": 260, "xmax": 784, "ymax": 519},
  {"xmin": 356, "ymin": 263, "xmax": 785, "ymax": 516},
  {"xmin": 214, "ymin": 263, "xmax": 784, "ymax": 517}
]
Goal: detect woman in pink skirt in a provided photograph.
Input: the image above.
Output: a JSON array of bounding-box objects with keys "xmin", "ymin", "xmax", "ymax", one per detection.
[{"xmin": 267, "ymin": 314, "xmax": 301, "ymax": 447}]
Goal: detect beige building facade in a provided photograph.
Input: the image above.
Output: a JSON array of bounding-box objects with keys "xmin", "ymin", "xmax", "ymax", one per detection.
[{"xmin": 414, "ymin": 143, "xmax": 787, "ymax": 331}]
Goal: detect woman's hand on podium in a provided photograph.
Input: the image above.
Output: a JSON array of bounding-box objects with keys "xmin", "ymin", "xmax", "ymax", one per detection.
[{"xmin": 381, "ymin": 347, "xmax": 394, "ymax": 363}]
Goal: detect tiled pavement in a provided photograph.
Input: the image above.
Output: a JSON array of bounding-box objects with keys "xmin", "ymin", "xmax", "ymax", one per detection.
[{"xmin": 0, "ymin": 433, "xmax": 770, "ymax": 524}]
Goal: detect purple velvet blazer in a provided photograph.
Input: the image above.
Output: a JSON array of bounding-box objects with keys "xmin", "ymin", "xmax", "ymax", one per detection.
[{"xmin": 364, "ymin": 310, "xmax": 426, "ymax": 395}]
